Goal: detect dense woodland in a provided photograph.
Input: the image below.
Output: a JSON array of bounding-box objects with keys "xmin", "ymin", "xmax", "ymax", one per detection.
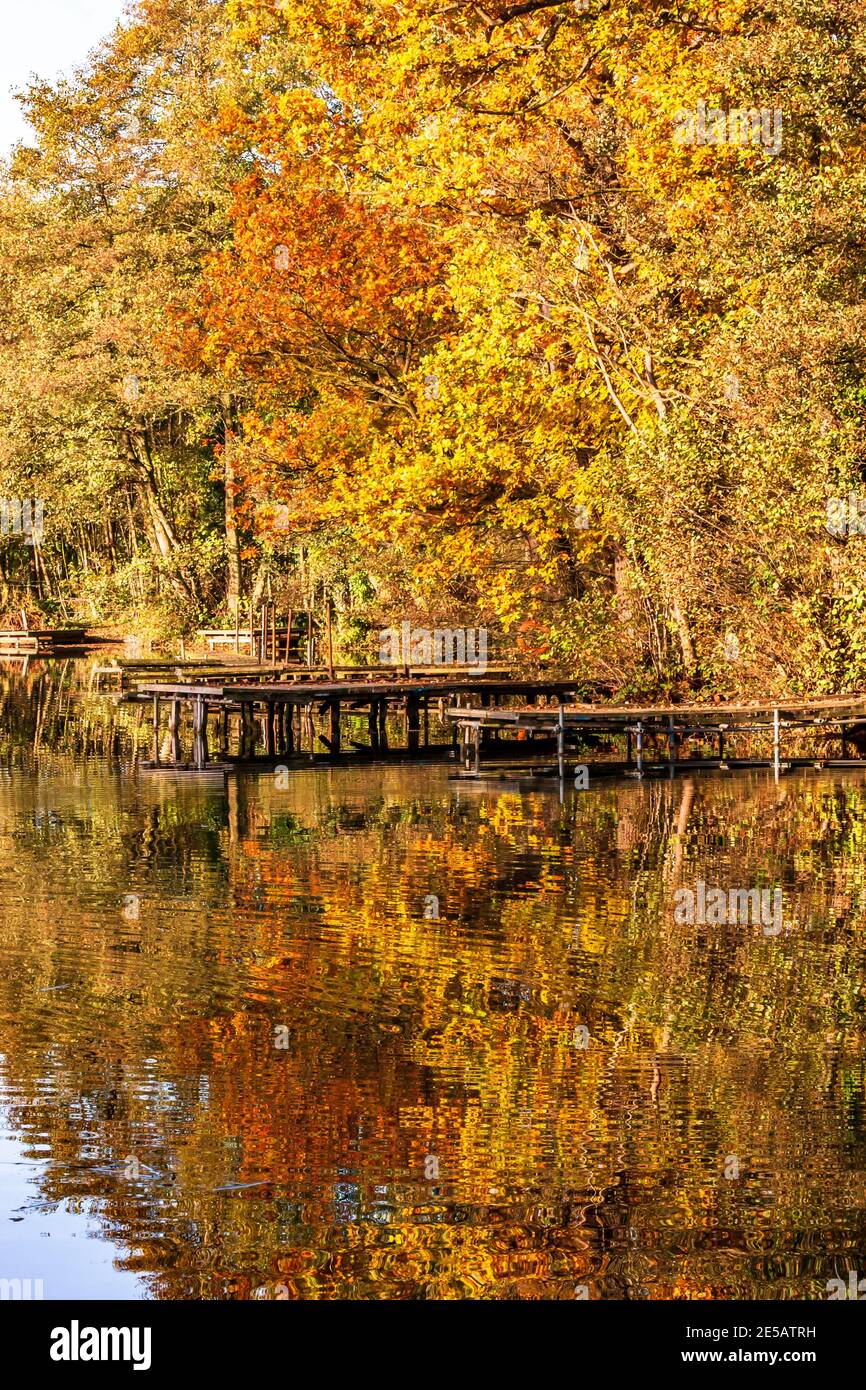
[{"xmin": 1, "ymin": 0, "xmax": 865, "ymax": 695}]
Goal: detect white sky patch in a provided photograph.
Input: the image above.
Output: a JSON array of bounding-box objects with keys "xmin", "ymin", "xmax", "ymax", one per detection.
[{"xmin": 0, "ymin": 0, "xmax": 131, "ymax": 155}]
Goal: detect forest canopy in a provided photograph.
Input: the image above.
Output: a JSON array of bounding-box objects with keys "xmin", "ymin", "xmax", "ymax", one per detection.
[{"xmin": 1, "ymin": 0, "xmax": 865, "ymax": 697}]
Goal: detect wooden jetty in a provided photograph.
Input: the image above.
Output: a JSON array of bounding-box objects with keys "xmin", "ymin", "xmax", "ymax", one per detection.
[
  {"xmin": 131, "ymin": 675, "xmax": 580, "ymax": 768},
  {"xmin": 0, "ymin": 625, "xmax": 90, "ymax": 656},
  {"xmin": 121, "ymin": 670, "xmax": 866, "ymax": 782},
  {"xmin": 448, "ymin": 694, "xmax": 866, "ymax": 779},
  {"xmin": 96, "ymin": 659, "xmax": 513, "ymax": 693},
  {"xmin": 0, "ymin": 630, "xmax": 39, "ymax": 655}
]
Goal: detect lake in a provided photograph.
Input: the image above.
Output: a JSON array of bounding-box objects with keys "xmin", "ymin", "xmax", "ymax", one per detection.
[{"xmin": 1, "ymin": 662, "xmax": 865, "ymax": 1299}]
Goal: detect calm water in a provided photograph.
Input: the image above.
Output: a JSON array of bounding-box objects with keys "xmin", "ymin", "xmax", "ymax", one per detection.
[{"xmin": 1, "ymin": 663, "xmax": 865, "ymax": 1299}]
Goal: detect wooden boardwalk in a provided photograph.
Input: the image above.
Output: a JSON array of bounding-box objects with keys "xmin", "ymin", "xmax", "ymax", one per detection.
[
  {"xmin": 95, "ymin": 659, "xmax": 514, "ymax": 691},
  {"xmin": 131, "ymin": 673, "xmax": 581, "ymax": 767},
  {"xmin": 449, "ymin": 694, "xmax": 866, "ymax": 779},
  {"xmin": 0, "ymin": 625, "xmax": 90, "ymax": 656},
  {"xmin": 122, "ymin": 674, "xmax": 866, "ymax": 779}
]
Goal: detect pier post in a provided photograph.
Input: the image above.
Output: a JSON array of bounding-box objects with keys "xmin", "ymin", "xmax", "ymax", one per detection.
[
  {"xmin": 265, "ymin": 702, "xmax": 276, "ymax": 756},
  {"xmin": 407, "ymin": 693, "xmax": 420, "ymax": 753},
  {"xmin": 478, "ymin": 689, "xmax": 493, "ymax": 750},
  {"xmin": 773, "ymin": 707, "xmax": 781, "ymax": 779},
  {"xmin": 378, "ymin": 699, "xmax": 388, "ymax": 751},
  {"xmin": 368, "ymin": 701, "xmax": 379, "ymax": 752},
  {"xmin": 169, "ymin": 699, "xmax": 181, "ymax": 764},
  {"xmin": 842, "ymin": 723, "xmax": 848, "ymax": 759},
  {"xmin": 193, "ymin": 697, "xmax": 205, "ymax": 738},
  {"xmin": 557, "ymin": 703, "xmax": 566, "ymax": 782},
  {"xmin": 667, "ymin": 715, "xmax": 676, "ymax": 771},
  {"xmin": 241, "ymin": 703, "xmax": 254, "ymax": 756},
  {"xmin": 636, "ymin": 721, "xmax": 644, "ymax": 778},
  {"xmin": 192, "ymin": 697, "xmax": 208, "ymax": 767},
  {"xmin": 626, "ymin": 730, "xmax": 633, "ymax": 767},
  {"xmin": 329, "ymin": 699, "xmax": 341, "ymax": 755}
]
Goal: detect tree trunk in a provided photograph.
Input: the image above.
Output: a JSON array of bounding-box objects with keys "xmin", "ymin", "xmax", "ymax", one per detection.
[
  {"xmin": 669, "ymin": 590, "xmax": 696, "ymax": 677},
  {"xmin": 123, "ymin": 432, "xmax": 198, "ymax": 606},
  {"xmin": 133, "ymin": 478, "xmax": 197, "ymax": 605},
  {"xmin": 221, "ymin": 395, "xmax": 242, "ymax": 612}
]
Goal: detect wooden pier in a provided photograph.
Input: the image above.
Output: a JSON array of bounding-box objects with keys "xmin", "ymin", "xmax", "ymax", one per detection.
[
  {"xmin": 121, "ymin": 672, "xmax": 866, "ymax": 781},
  {"xmin": 0, "ymin": 625, "xmax": 90, "ymax": 656},
  {"xmin": 132, "ymin": 675, "xmax": 581, "ymax": 769},
  {"xmin": 94, "ymin": 659, "xmax": 512, "ymax": 693},
  {"xmin": 448, "ymin": 695, "xmax": 866, "ymax": 780}
]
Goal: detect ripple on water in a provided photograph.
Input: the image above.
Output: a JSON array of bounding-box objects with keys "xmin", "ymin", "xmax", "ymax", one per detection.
[{"xmin": 0, "ymin": 710, "xmax": 865, "ymax": 1297}]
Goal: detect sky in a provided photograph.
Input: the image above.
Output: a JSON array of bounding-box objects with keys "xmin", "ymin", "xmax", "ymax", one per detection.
[{"xmin": 0, "ymin": 0, "xmax": 130, "ymax": 154}]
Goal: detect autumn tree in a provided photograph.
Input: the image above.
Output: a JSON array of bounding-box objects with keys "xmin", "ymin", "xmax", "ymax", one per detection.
[{"xmin": 182, "ymin": 0, "xmax": 866, "ymax": 689}]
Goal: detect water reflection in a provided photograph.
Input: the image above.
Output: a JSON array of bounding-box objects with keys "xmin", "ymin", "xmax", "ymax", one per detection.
[{"xmin": 0, "ymin": 662, "xmax": 865, "ymax": 1299}]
